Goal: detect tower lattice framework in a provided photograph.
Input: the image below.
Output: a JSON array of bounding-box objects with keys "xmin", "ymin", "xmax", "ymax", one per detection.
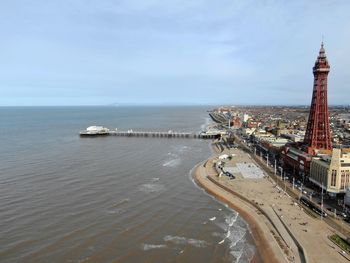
[{"xmin": 304, "ymin": 43, "xmax": 332, "ymax": 152}]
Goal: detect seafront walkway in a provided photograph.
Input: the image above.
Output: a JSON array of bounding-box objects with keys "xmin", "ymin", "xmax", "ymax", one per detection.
[
  {"xmin": 196, "ymin": 160, "xmax": 287, "ymax": 263},
  {"xmin": 195, "ymin": 140, "xmax": 350, "ymax": 263},
  {"xmin": 204, "ymin": 154, "xmax": 302, "ymax": 263},
  {"xmin": 233, "ymin": 133, "xmax": 350, "ymax": 238}
]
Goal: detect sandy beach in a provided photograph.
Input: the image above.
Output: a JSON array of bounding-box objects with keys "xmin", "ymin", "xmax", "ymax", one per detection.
[{"xmin": 193, "ymin": 141, "xmax": 350, "ymax": 263}]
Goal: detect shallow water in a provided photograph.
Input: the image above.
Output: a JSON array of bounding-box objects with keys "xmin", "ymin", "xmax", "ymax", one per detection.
[{"xmin": 0, "ymin": 106, "xmax": 257, "ymax": 263}]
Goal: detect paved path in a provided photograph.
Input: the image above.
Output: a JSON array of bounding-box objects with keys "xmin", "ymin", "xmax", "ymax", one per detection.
[{"xmin": 198, "ymin": 142, "xmax": 350, "ymax": 263}]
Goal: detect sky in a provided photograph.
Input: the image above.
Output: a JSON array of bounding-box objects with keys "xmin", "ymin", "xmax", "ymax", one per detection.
[{"xmin": 0, "ymin": 0, "xmax": 350, "ymax": 106}]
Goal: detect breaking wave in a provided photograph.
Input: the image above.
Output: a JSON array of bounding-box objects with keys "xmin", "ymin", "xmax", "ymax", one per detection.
[
  {"xmin": 162, "ymin": 153, "xmax": 181, "ymax": 167},
  {"xmin": 212, "ymin": 211, "xmax": 256, "ymax": 262},
  {"xmin": 162, "ymin": 159, "xmax": 181, "ymax": 168},
  {"xmin": 163, "ymin": 235, "xmax": 208, "ymax": 248},
  {"xmin": 142, "ymin": 244, "xmax": 167, "ymax": 251}
]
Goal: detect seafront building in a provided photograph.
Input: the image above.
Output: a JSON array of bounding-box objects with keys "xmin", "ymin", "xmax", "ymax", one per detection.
[{"xmin": 310, "ymin": 148, "xmax": 350, "ymax": 195}]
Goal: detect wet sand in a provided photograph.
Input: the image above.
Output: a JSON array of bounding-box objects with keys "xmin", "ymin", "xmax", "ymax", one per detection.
[
  {"xmin": 193, "ymin": 141, "xmax": 350, "ymax": 263},
  {"xmin": 193, "ymin": 161, "xmax": 282, "ymax": 263}
]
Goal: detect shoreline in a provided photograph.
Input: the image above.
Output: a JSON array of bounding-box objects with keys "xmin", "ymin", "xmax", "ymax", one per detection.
[
  {"xmin": 193, "ymin": 139, "xmax": 350, "ymax": 263},
  {"xmin": 193, "ymin": 161, "xmax": 280, "ymax": 263},
  {"xmin": 192, "ymin": 141, "xmax": 300, "ymax": 263},
  {"xmin": 204, "ymin": 142, "xmax": 280, "ymax": 263}
]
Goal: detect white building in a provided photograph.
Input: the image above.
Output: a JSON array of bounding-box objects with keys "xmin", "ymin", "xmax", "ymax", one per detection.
[{"xmin": 310, "ymin": 148, "xmax": 350, "ymax": 195}]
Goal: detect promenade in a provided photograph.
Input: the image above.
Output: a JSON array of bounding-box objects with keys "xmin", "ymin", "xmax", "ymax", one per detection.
[{"xmin": 194, "ymin": 141, "xmax": 350, "ymax": 263}]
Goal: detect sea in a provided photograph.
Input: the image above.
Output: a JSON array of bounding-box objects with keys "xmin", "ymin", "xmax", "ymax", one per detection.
[{"xmin": 0, "ymin": 106, "xmax": 257, "ymax": 263}]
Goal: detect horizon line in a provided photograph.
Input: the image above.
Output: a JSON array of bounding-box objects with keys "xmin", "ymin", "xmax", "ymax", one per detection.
[{"xmin": 1, "ymin": 104, "xmax": 350, "ymax": 107}]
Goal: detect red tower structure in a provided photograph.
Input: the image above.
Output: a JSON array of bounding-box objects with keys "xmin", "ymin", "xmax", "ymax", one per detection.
[{"xmin": 303, "ymin": 43, "xmax": 332, "ymax": 154}]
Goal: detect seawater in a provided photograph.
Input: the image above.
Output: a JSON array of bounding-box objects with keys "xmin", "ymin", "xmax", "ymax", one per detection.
[{"xmin": 0, "ymin": 106, "xmax": 257, "ymax": 263}]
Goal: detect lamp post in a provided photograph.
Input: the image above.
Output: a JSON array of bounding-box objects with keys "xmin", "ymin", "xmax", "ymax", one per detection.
[
  {"xmin": 279, "ymin": 167, "xmax": 283, "ymax": 179},
  {"xmin": 321, "ymin": 181, "xmax": 324, "ymax": 221}
]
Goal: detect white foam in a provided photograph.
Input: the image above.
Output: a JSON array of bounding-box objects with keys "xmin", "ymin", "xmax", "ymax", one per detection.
[
  {"xmin": 164, "ymin": 235, "xmax": 187, "ymax": 245},
  {"xmin": 225, "ymin": 213, "xmax": 239, "ymax": 227},
  {"xmin": 138, "ymin": 183, "xmax": 165, "ymax": 193},
  {"xmin": 231, "ymin": 249, "xmax": 244, "ymax": 263},
  {"xmin": 228, "ymin": 226, "xmax": 246, "ymax": 249},
  {"xmin": 244, "ymin": 243, "xmax": 257, "ymax": 262},
  {"xmin": 163, "ymin": 235, "xmax": 208, "ymax": 248},
  {"xmin": 142, "ymin": 244, "xmax": 167, "ymax": 251},
  {"xmin": 106, "ymin": 208, "xmax": 124, "ymax": 214},
  {"xmin": 162, "ymin": 158, "xmax": 181, "ymax": 167},
  {"xmin": 215, "ymin": 212, "xmax": 249, "ymax": 261},
  {"xmin": 187, "ymin": 238, "xmax": 207, "ymax": 248}
]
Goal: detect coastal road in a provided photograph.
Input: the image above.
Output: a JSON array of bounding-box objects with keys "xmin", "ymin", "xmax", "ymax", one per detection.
[{"xmin": 232, "ymin": 133, "xmax": 350, "ymax": 238}]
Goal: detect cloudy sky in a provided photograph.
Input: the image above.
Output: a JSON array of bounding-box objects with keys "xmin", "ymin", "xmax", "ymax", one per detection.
[{"xmin": 1, "ymin": 0, "xmax": 349, "ymax": 106}]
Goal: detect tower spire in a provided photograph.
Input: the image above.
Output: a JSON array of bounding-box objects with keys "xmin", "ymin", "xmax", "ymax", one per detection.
[{"xmin": 319, "ymin": 41, "xmax": 326, "ymax": 58}]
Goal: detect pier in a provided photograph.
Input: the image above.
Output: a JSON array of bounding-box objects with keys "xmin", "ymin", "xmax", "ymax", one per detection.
[
  {"xmin": 80, "ymin": 128, "xmax": 220, "ymax": 139},
  {"xmin": 110, "ymin": 130, "xmax": 218, "ymax": 139}
]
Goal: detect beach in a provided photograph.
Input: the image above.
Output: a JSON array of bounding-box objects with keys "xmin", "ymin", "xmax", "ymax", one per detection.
[{"xmin": 193, "ymin": 141, "xmax": 350, "ymax": 263}]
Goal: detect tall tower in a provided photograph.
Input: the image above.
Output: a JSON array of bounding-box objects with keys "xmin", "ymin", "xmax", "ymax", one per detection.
[{"xmin": 304, "ymin": 43, "xmax": 332, "ymax": 153}]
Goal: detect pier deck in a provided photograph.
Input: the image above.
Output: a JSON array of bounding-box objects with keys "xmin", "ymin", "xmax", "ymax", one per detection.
[{"xmin": 80, "ymin": 130, "xmax": 220, "ymax": 139}]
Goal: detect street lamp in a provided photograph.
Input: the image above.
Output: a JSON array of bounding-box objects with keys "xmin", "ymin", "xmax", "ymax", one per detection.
[
  {"xmin": 266, "ymin": 153, "xmax": 269, "ymax": 167},
  {"xmin": 279, "ymin": 167, "xmax": 283, "ymax": 180},
  {"xmin": 321, "ymin": 181, "xmax": 324, "ymax": 221}
]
